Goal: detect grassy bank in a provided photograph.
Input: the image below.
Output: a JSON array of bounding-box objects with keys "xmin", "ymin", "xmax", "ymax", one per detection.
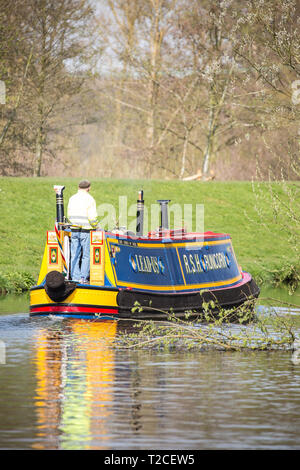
[{"xmin": 0, "ymin": 177, "xmax": 299, "ymax": 292}]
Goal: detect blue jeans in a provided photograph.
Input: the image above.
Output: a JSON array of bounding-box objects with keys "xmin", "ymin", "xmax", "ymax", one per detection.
[{"xmin": 70, "ymin": 232, "xmax": 90, "ymax": 281}]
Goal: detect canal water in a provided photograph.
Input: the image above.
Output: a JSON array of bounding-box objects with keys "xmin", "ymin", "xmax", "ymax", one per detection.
[{"xmin": 0, "ymin": 288, "xmax": 300, "ymax": 450}]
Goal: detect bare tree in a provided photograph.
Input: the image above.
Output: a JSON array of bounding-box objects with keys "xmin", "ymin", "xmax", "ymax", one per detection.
[
  {"xmin": 0, "ymin": 0, "xmax": 35, "ymax": 174},
  {"xmin": 232, "ymin": 0, "xmax": 300, "ymax": 178},
  {"xmin": 171, "ymin": 0, "xmax": 240, "ymax": 180},
  {"xmin": 101, "ymin": 0, "xmax": 144, "ymax": 155},
  {"xmin": 101, "ymin": 0, "xmax": 178, "ymax": 175},
  {"xmin": 0, "ymin": 0, "xmax": 97, "ymax": 176}
]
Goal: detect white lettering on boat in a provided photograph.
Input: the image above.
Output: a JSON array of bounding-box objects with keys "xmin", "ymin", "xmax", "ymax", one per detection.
[
  {"xmin": 182, "ymin": 252, "xmax": 228, "ymax": 274},
  {"xmin": 134, "ymin": 254, "xmax": 161, "ymax": 274}
]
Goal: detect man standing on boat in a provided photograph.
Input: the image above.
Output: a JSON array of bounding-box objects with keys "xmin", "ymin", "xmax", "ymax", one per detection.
[{"xmin": 67, "ymin": 180, "xmax": 98, "ymax": 284}]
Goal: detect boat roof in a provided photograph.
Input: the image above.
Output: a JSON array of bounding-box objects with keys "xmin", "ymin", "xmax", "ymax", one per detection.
[{"xmin": 106, "ymin": 229, "xmax": 231, "ymax": 242}]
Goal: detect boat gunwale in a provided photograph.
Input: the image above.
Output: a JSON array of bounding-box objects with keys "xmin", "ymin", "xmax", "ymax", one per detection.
[
  {"xmin": 29, "ymin": 276, "xmax": 260, "ymax": 317},
  {"xmin": 105, "ymin": 230, "xmax": 232, "ymax": 243},
  {"xmin": 30, "ymin": 271, "xmax": 252, "ymax": 296}
]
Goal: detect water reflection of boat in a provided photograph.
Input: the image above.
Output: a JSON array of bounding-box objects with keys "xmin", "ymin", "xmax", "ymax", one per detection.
[
  {"xmin": 33, "ymin": 320, "xmax": 117, "ymax": 450},
  {"xmin": 30, "ymin": 186, "xmax": 259, "ymax": 319}
]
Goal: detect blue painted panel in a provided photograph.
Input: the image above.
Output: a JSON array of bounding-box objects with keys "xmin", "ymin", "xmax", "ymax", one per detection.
[
  {"xmin": 176, "ymin": 243, "xmax": 240, "ymax": 287},
  {"xmin": 114, "ymin": 243, "xmax": 176, "ymax": 286},
  {"xmin": 106, "ymin": 235, "xmax": 242, "ymax": 291}
]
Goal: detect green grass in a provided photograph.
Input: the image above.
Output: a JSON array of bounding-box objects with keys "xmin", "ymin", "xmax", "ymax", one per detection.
[{"xmin": 0, "ymin": 177, "xmax": 299, "ymax": 291}]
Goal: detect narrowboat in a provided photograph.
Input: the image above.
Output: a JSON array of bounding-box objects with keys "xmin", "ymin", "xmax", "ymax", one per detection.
[{"xmin": 29, "ymin": 186, "xmax": 260, "ymax": 320}]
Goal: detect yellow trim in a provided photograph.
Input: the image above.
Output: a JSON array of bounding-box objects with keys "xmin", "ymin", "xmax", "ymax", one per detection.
[
  {"xmin": 111, "ymin": 257, "xmax": 118, "ymax": 288},
  {"xmin": 89, "ymin": 231, "xmax": 105, "ymax": 286},
  {"xmin": 112, "ymin": 273, "xmax": 242, "ymax": 291},
  {"xmin": 106, "ymin": 237, "xmax": 229, "ymax": 249},
  {"xmin": 105, "ymin": 237, "xmax": 239, "ymax": 291},
  {"xmin": 104, "ymin": 239, "xmax": 116, "ymax": 286},
  {"xmin": 37, "ymin": 244, "xmax": 48, "ymax": 285},
  {"xmin": 30, "ymin": 287, "xmax": 118, "ymax": 307},
  {"xmin": 176, "ymin": 246, "xmax": 186, "ymax": 285}
]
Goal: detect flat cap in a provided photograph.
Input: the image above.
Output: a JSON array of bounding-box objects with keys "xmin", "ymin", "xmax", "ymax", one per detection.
[{"xmin": 78, "ymin": 179, "xmax": 91, "ymax": 189}]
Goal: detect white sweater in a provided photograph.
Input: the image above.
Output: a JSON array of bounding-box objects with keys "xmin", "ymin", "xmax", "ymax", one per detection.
[{"xmin": 67, "ymin": 189, "xmax": 98, "ymax": 229}]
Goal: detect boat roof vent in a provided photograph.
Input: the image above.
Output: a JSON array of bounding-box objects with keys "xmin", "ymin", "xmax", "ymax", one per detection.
[{"xmin": 157, "ymin": 199, "xmax": 171, "ymax": 230}]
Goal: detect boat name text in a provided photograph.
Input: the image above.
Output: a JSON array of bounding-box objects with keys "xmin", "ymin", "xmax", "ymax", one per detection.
[
  {"xmin": 130, "ymin": 254, "xmax": 164, "ymax": 274},
  {"xmin": 182, "ymin": 251, "xmax": 229, "ymax": 274}
]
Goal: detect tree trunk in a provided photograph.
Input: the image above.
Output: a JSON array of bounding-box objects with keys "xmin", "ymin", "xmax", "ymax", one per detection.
[
  {"xmin": 202, "ymin": 109, "xmax": 215, "ymax": 180},
  {"xmin": 33, "ymin": 125, "xmax": 44, "ymax": 177},
  {"xmin": 147, "ymin": 0, "xmax": 164, "ymax": 170},
  {"xmin": 180, "ymin": 124, "xmax": 189, "ymax": 179},
  {"xmin": 202, "ymin": 83, "xmax": 217, "ymax": 180}
]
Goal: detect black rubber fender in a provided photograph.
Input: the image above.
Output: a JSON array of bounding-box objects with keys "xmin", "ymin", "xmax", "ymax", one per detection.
[{"xmin": 45, "ymin": 270, "xmax": 76, "ymax": 302}]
